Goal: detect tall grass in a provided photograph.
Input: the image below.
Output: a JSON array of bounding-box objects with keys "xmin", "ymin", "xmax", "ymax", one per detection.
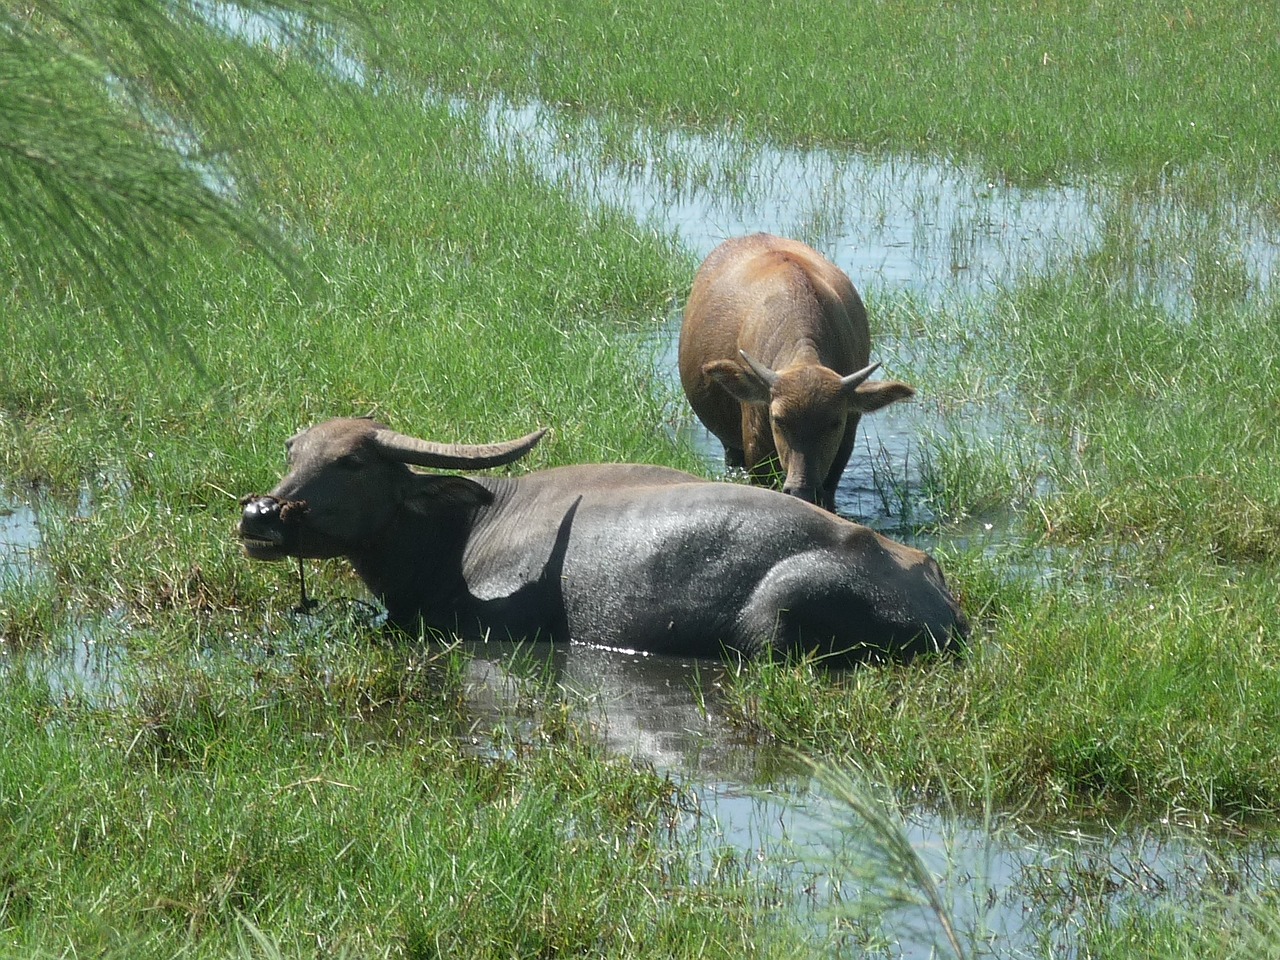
[{"xmin": 370, "ymin": 0, "xmax": 1280, "ymax": 192}]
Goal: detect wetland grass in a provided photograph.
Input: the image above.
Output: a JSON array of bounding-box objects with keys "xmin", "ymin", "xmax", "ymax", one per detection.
[
  {"xmin": 724, "ymin": 244, "xmax": 1280, "ymax": 822},
  {"xmin": 0, "ymin": 30, "xmax": 796, "ymax": 958},
  {"xmin": 7, "ymin": 1, "xmax": 1280, "ymax": 955},
  {"xmin": 0, "ymin": 632, "xmax": 805, "ymax": 959},
  {"xmin": 373, "ymin": 0, "xmax": 1280, "ymax": 193}
]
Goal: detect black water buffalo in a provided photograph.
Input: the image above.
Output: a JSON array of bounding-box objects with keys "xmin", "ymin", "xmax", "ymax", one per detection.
[
  {"xmin": 238, "ymin": 417, "xmax": 968, "ymax": 663},
  {"xmin": 680, "ymin": 233, "xmax": 915, "ymax": 511}
]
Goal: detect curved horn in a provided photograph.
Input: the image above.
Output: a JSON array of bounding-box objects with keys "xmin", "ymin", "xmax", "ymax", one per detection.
[
  {"xmin": 371, "ymin": 426, "xmax": 548, "ymax": 469},
  {"xmin": 737, "ymin": 349, "xmax": 780, "ymax": 387},
  {"xmin": 839, "ymin": 361, "xmax": 882, "ymax": 389}
]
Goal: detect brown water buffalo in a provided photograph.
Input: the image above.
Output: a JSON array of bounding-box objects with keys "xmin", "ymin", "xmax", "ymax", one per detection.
[
  {"xmin": 680, "ymin": 233, "xmax": 916, "ymax": 511},
  {"xmin": 237, "ymin": 417, "xmax": 968, "ymax": 664}
]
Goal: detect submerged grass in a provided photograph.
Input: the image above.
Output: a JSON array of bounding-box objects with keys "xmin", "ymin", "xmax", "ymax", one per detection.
[
  {"xmin": 372, "ymin": 0, "xmax": 1280, "ymax": 193},
  {"xmin": 0, "ymin": 632, "xmax": 801, "ymax": 958}
]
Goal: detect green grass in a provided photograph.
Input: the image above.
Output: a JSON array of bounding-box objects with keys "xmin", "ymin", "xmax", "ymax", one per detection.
[
  {"xmin": 369, "ymin": 0, "xmax": 1280, "ymax": 192},
  {"xmin": 0, "ymin": 629, "xmax": 802, "ymax": 958},
  {"xmin": 7, "ymin": 1, "xmax": 1280, "ymax": 956}
]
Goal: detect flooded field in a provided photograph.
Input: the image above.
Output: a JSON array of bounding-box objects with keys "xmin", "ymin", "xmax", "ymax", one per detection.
[
  {"xmin": 8, "ymin": 8, "xmax": 1280, "ymax": 954},
  {"xmin": 7, "ymin": 480, "xmax": 1280, "ymax": 956},
  {"xmin": 460, "ymin": 92, "xmax": 1280, "ymax": 543},
  {"xmin": 450, "ymin": 93, "xmax": 1280, "ymax": 951}
]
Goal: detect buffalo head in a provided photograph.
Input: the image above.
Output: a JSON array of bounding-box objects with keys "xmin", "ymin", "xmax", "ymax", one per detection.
[
  {"xmin": 703, "ymin": 352, "xmax": 915, "ymax": 505},
  {"xmin": 239, "ymin": 417, "xmax": 546, "ymax": 562}
]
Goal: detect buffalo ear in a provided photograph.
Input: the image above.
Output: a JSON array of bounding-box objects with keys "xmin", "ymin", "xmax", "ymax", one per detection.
[
  {"xmin": 704, "ymin": 359, "xmax": 773, "ymax": 405},
  {"xmin": 402, "ymin": 475, "xmax": 495, "ymax": 515},
  {"xmin": 846, "ymin": 378, "xmax": 916, "ymax": 413}
]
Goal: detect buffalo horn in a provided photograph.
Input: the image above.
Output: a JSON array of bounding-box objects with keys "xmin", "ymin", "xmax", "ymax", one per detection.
[
  {"xmin": 840, "ymin": 361, "xmax": 881, "ymax": 389},
  {"xmin": 372, "ymin": 427, "xmax": 548, "ymax": 469},
  {"xmin": 738, "ymin": 349, "xmax": 780, "ymax": 387}
]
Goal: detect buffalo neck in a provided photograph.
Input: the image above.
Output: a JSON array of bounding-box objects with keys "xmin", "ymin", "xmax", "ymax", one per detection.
[{"xmin": 345, "ymin": 478, "xmax": 487, "ymax": 631}]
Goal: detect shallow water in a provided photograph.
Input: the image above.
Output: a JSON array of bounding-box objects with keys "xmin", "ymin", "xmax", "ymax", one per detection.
[
  {"xmin": 457, "ymin": 638, "xmax": 1280, "ymax": 957},
  {"xmin": 473, "ymin": 96, "xmax": 1101, "ymax": 304},
  {"xmin": 0, "ymin": 492, "xmax": 42, "ymax": 587},
  {"xmin": 471, "ymin": 93, "xmax": 1280, "ymax": 310},
  {"xmin": 468, "ymin": 93, "xmax": 1280, "ymax": 539}
]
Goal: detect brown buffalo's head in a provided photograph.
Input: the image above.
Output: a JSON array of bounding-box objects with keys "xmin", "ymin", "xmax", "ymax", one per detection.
[
  {"xmin": 238, "ymin": 417, "xmax": 546, "ymax": 561},
  {"xmin": 704, "ymin": 353, "xmax": 915, "ymax": 507}
]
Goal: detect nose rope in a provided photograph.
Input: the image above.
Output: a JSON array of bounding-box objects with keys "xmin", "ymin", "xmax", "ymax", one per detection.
[
  {"xmin": 295, "ymin": 555, "xmax": 318, "ymax": 614},
  {"xmin": 241, "ymin": 494, "xmax": 316, "ymax": 613}
]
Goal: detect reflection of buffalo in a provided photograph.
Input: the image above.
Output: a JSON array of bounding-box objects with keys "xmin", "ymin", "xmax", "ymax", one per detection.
[
  {"xmin": 680, "ymin": 233, "xmax": 914, "ymax": 511},
  {"xmin": 238, "ymin": 417, "xmax": 967, "ymax": 663},
  {"xmin": 455, "ymin": 640, "xmax": 747, "ymax": 777}
]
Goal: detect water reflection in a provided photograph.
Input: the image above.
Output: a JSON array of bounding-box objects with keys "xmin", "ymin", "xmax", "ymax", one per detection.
[
  {"xmin": 453, "ymin": 637, "xmax": 1280, "ymax": 957},
  {"xmin": 0, "ymin": 483, "xmax": 47, "ymax": 582}
]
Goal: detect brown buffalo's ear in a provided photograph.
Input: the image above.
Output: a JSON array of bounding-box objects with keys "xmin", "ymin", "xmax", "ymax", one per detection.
[
  {"xmin": 402, "ymin": 475, "xmax": 495, "ymax": 515},
  {"xmin": 846, "ymin": 378, "xmax": 916, "ymax": 413},
  {"xmin": 704, "ymin": 354, "xmax": 774, "ymax": 405}
]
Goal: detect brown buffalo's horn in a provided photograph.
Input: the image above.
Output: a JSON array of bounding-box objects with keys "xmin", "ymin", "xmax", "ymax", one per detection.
[
  {"xmin": 839, "ymin": 361, "xmax": 881, "ymax": 389},
  {"xmin": 371, "ymin": 427, "xmax": 548, "ymax": 469},
  {"xmin": 737, "ymin": 349, "xmax": 780, "ymax": 387}
]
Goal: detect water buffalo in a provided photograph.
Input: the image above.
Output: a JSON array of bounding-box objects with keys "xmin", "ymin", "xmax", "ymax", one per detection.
[
  {"xmin": 680, "ymin": 233, "xmax": 916, "ymax": 511},
  {"xmin": 238, "ymin": 417, "xmax": 968, "ymax": 663}
]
